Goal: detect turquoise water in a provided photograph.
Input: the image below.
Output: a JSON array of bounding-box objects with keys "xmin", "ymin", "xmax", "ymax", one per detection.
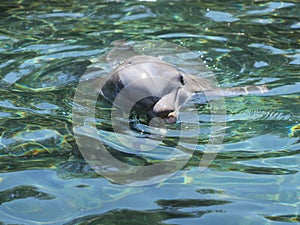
[{"xmin": 0, "ymin": 0, "xmax": 299, "ymax": 224}]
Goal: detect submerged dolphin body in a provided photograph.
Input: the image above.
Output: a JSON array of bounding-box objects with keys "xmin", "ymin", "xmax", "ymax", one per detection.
[{"xmin": 87, "ymin": 41, "xmax": 268, "ymax": 123}]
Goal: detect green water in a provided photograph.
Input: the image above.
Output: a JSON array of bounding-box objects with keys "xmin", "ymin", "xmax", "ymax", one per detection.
[{"xmin": 0, "ymin": 0, "xmax": 299, "ymax": 224}]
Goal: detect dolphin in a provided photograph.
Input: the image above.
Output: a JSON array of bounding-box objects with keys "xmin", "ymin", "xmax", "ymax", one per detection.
[{"xmin": 86, "ymin": 41, "xmax": 268, "ymax": 124}]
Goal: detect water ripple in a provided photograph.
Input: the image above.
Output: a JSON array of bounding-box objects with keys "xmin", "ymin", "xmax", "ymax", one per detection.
[
  {"xmin": 121, "ymin": 5, "xmax": 156, "ymax": 21},
  {"xmin": 0, "ymin": 0, "xmax": 299, "ymax": 224},
  {"xmin": 205, "ymin": 10, "xmax": 239, "ymax": 22},
  {"xmin": 247, "ymin": 2, "xmax": 295, "ymax": 15},
  {"xmin": 14, "ymin": 44, "xmax": 89, "ymax": 54},
  {"xmin": 227, "ymin": 109, "xmax": 290, "ymax": 122},
  {"xmin": 248, "ymin": 43, "xmax": 288, "ymax": 55}
]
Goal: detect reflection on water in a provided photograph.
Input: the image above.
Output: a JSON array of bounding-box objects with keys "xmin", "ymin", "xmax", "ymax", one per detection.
[{"xmin": 0, "ymin": 0, "xmax": 299, "ymax": 224}]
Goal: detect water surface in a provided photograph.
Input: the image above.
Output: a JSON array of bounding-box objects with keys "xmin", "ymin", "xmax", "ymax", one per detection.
[{"xmin": 0, "ymin": 0, "xmax": 299, "ymax": 224}]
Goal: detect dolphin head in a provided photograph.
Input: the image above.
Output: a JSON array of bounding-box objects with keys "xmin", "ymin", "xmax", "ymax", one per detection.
[{"xmin": 101, "ymin": 55, "xmax": 191, "ymax": 124}]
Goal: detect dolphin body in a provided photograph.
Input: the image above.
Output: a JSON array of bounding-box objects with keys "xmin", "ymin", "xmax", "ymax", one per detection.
[{"xmin": 86, "ymin": 41, "xmax": 268, "ymax": 124}]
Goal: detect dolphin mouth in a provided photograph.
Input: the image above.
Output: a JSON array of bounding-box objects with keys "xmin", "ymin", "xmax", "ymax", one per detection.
[
  {"xmin": 163, "ymin": 112, "xmax": 177, "ymax": 124},
  {"xmin": 151, "ymin": 109, "xmax": 177, "ymax": 124}
]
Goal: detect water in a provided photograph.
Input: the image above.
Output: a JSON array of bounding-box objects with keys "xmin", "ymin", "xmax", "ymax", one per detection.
[{"xmin": 0, "ymin": 0, "xmax": 299, "ymax": 224}]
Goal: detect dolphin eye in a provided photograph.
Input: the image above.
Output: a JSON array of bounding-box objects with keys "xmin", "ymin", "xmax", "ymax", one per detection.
[{"xmin": 179, "ymin": 74, "xmax": 185, "ymax": 85}]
